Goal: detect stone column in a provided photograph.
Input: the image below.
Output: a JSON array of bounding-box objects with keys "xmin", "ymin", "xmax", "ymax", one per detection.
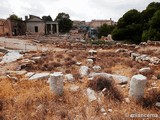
[
  {"xmin": 129, "ymin": 74, "xmax": 147, "ymax": 101},
  {"xmin": 51, "ymin": 24, "xmax": 53, "ymax": 34},
  {"xmin": 49, "ymin": 72, "xmax": 63, "ymax": 96},
  {"xmin": 45, "ymin": 24, "xmax": 47, "ymax": 35},
  {"xmin": 56, "ymin": 23, "xmax": 59, "ymax": 35}
]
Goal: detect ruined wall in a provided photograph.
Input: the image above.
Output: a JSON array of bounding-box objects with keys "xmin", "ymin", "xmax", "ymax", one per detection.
[{"xmin": 0, "ymin": 19, "xmax": 11, "ymax": 36}]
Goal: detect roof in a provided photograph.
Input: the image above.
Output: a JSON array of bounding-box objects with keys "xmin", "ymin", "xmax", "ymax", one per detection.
[{"xmin": 26, "ymin": 15, "xmax": 43, "ymax": 22}]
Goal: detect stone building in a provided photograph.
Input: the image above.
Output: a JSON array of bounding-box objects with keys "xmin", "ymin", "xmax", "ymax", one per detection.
[
  {"xmin": 89, "ymin": 18, "xmax": 115, "ymax": 28},
  {"xmin": 26, "ymin": 15, "xmax": 59, "ymax": 35}
]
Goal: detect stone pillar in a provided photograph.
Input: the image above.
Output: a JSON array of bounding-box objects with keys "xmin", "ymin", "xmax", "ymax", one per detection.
[
  {"xmin": 129, "ymin": 74, "xmax": 147, "ymax": 101},
  {"xmin": 49, "ymin": 72, "xmax": 63, "ymax": 96},
  {"xmin": 45, "ymin": 24, "xmax": 47, "ymax": 35},
  {"xmin": 51, "ymin": 24, "xmax": 53, "ymax": 34},
  {"xmin": 56, "ymin": 23, "xmax": 59, "ymax": 35}
]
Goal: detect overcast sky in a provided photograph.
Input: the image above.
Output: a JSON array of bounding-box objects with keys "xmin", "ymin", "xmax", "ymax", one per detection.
[{"xmin": 0, "ymin": 0, "xmax": 159, "ymax": 22}]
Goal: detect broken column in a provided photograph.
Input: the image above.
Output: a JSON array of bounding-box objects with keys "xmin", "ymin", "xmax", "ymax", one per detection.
[
  {"xmin": 49, "ymin": 72, "xmax": 64, "ymax": 96},
  {"xmin": 129, "ymin": 74, "xmax": 147, "ymax": 100}
]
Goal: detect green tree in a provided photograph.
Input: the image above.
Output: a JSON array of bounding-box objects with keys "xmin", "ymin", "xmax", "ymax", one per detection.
[
  {"xmin": 112, "ymin": 9, "xmax": 142, "ymax": 43},
  {"xmin": 9, "ymin": 14, "xmax": 22, "ymax": 21},
  {"xmin": 97, "ymin": 24, "xmax": 115, "ymax": 38},
  {"xmin": 42, "ymin": 15, "xmax": 53, "ymax": 21},
  {"xmin": 55, "ymin": 12, "xmax": 73, "ymax": 33},
  {"xmin": 143, "ymin": 10, "xmax": 160, "ymax": 41}
]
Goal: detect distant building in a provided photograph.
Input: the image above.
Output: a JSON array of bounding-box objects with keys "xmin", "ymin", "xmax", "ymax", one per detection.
[
  {"xmin": 73, "ymin": 20, "xmax": 86, "ymax": 28},
  {"xmin": 9, "ymin": 19, "xmax": 26, "ymax": 36},
  {"xmin": 0, "ymin": 18, "xmax": 11, "ymax": 36},
  {"xmin": 26, "ymin": 15, "xmax": 59, "ymax": 35},
  {"xmin": 89, "ymin": 18, "xmax": 115, "ymax": 28}
]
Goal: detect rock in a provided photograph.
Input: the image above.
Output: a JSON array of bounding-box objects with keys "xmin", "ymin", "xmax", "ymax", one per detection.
[
  {"xmin": 69, "ymin": 85, "xmax": 80, "ymax": 92},
  {"xmin": 92, "ymin": 66, "xmax": 101, "ymax": 72},
  {"xmin": 87, "ymin": 59, "xmax": 94, "ymax": 65},
  {"xmin": 49, "ymin": 72, "xmax": 63, "ymax": 96},
  {"xmin": 25, "ymin": 72, "xmax": 35, "ymax": 78},
  {"xmin": 65, "ymin": 74, "xmax": 74, "ymax": 82},
  {"xmin": 115, "ymin": 48, "xmax": 128, "ymax": 53},
  {"xmin": 86, "ymin": 88, "xmax": 97, "ymax": 102},
  {"xmin": 103, "ymin": 113, "xmax": 107, "ymax": 116},
  {"xmin": 79, "ymin": 66, "xmax": 89, "ymax": 77},
  {"xmin": 100, "ymin": 107, "xmax": 106, "ymax": 113},
  {"xmin": 155, "ymin": 102, "xmax": 160, "ymax": 108},
  {"xmin": 140, "ymin": 55, "xmax": 149, "ymax": 61},
  {"xmin": 111, "ymin": 74, "xmax": 129, "ymax": 84},
  {"xmin": 121, "ymin": 85, "xmax": 126, "ymax": 88},
  {"xmin": 147, "ymin": 87, "xmax": 159, "ymax": 91},
  {"xmin": 0, "ymin": 51, "xmax": 23, "ymax": 64},
  {"xmin": 21, "ymin": 59, "xmax": 35, "ymax": 64},
  {"xmin": 76, "ymin": 62, "xmax": 81, "ymax": 66},
  {"xmin": 151, "ymin": 75, "xmax": 157, "ymax": 80},
  {"xmin": 88, "ymin": 50, "xmax": 97, "ymax": 56},
  {"xmin": 88, "ymin": 56, "xmax": 96, "ymax": 62},
  {"xmin": 131, "ymin": 53, "xmax": 140, "ymax": 60},
  {"xmin": 124, "ymin": 98, "xmax": 130, "ymax": 103},
  {"xmin": 139, "ymin": 67, "xmax": 151, "ymax": 73},
  {"xmin": 29, "ymin": 73, "xmax": 50, "ymax": 80},
  {"xmin": 151, "ymin": 82, "xmax": 157, "ymax": 87},
  {"xmin": 31, "ymin": 56, "xmax": 41, "ymax": 60},
  {"xmin": 88, "ymin": 78, "xmax": 93, "ymax": 81},
  {"xmin": 150, "ymin": 57, "xmax": 160, "ymax": 64},
  {"xmin": 6, "ymin": 75, "xmax": 18, "ymax": 81},
  {"xmin": 129, "ymin": 74, "xmax": 147, "ymax": 100},
  {"xmin": 108, "ymin": 109, "xmax": 112, "ymax": 113},
  {"xmin": 89, "ymin": 72, "xmax": 113, "ymax": 81},
  {"xmin": 135, "ymin": 46, "xmax": 140, "ymax": 49},
  {"xmin": 89, "ymin": 72, "xmax": 128, "ymax": 84}
]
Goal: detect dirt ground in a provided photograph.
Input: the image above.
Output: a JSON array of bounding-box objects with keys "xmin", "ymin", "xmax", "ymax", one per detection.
[{"xmin": 0, "ymin": 38, "xmax": 160, "ymax": 120}]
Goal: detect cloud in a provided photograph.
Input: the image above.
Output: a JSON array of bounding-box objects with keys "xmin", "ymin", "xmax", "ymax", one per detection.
[{"xmin": 0, "ymin": 0, "xmax": 160, "ymax": 21}]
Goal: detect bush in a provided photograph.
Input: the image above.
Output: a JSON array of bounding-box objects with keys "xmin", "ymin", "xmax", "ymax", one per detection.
[{"xmin": 88, "ymin": 76, "xmax": 123, "ymax": 101}]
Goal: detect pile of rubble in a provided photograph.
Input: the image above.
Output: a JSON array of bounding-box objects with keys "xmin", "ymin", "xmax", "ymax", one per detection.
[{"xmin": 131, "ymin": 52, "xmax": 160, "ymax": 65}]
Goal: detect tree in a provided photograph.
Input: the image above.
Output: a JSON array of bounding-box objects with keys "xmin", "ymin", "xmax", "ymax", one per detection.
[
  {"xmin": 98, "ymin": 24, "xmax": 115, "ymax": 38},
  {"xmin": 9, "ymin": 14, "xmax": 22, "ymax": 21},
  {"xmin": 55, "ymin": 12, "xmax": 73, "ymax": 33},
  {"xmin": 112, "ymin": 9, "xmax": 142, "ymax": 43},
  {"xmin": 142, "ymin": 10, "xmax": 160, "ymax": 41},
  {"xmin": 42, "ymin": 15, "xmax": 53, "ymax": 21}
]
